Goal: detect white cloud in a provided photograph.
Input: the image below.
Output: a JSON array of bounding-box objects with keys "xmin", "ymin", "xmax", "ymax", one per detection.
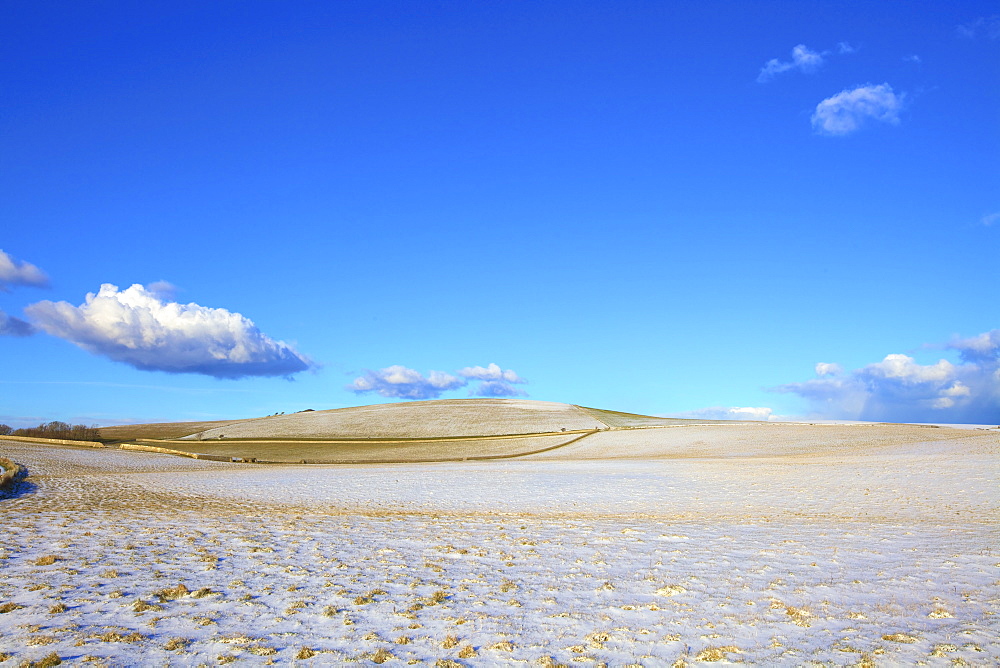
[
  {"xmin": 471, "ymin": 379, "xmax": 528, "ymax": 397},
  {"xmin": 815, "ymin": 362, "xmax": 842, "ymax": 376},
  {"xmin": 456, "ymin": 363, "xmax": 528, "ymax": 396},
  {"xmin": 349, "ymin": 362, "xmax": 528, "ymax": 400},
  {"xmin": 811, "ymin": 83, "xmax": 903, "ymax": 135},
  {"xmin": 837, "ymin": 42, "xmax": 856, "ymax": 54},
  {"xmin": 949, "ymin": 330, "xmax": 1000, "ymax": 361},
  {"xmin": 865, "ymin": 354, "xmax": 954, "ymax": 383},
  {"xmin": 903, "ymin": 54, "xmax": 922, "ymax": 64},
  {"xmin": 775, "ymin": 330, "xmax": 1000, "ymax": 423},
  {"xmin": 348, "ymin": 366, "xmax": 466, "ymax": 400},
  {"xmin": 981, "ymin": 212, "xmax": 1000, "ymax": 226},
  {"xmin": 457, "ymin": 363, "xmax": 524, "ymax": 383},
  {"xmin": 667, "ymin": 406, "xmax": 780, "ymax": 422},
  {"xmin": 757, "ymin": 44, "xmax": 825, "ymax": 82},
  {"xmin": 0, "ymin": 250, "xmax": 49, "ymax": 292},
  {"xmin": 0, "ymin": 309, "xmax": 34, "ymax": 337},
  {"xmin": 25, "ymin": 283, "xmax": 313, "ymax": 378}
]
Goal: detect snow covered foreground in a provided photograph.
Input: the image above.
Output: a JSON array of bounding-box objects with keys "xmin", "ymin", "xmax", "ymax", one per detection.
[{"xmin": 1, "ymin": 433, "xmax": 998, "ymax": 666}]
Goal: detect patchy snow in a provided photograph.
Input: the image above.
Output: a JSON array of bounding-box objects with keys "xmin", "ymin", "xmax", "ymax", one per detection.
[
  {"xmin": 1, "ymin": 431, "xmax": 998, "ymax": 665},
  {"xmin": 184, "ymin": 399, "xmax": 606, "ymax": 440}
]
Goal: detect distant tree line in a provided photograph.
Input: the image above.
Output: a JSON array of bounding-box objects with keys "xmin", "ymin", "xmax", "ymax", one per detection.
[{"xmin": 0, "ymin": 421, "xmax": 100, "ymax": 441}]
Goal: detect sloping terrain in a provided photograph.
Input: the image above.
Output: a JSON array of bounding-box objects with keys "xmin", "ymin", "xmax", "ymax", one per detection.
[
  {"xmin": 0, "ymin": 426, "xmax": 997, "ymax": 665},
  {"xmin": 98, "ymin": 419, "xmax": 240, "ymax": 442},
  {"xmin": 99, "ymin": 400, "xmax": 992, "ymax": 466},
  {"xmin": 576, "ymin": 406, "xmax": 725, "ymax": 428},
  {"xmin": 183, "ymin": 399, "xmax": 607, "ymax": 440},
  {"xmin": 136, "ymin": 432, "xmax": 586, "ymax": 464},
  {"xmin": 523, "ymin": 421, "xmax": 980, "ymax": 460}
]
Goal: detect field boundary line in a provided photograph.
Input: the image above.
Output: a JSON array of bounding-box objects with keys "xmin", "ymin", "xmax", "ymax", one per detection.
[
  {"xmin": 252, "ymin": 429, "xmax": 602, "ymax": 464},
  {"xmin": 0, "ymin": 434, "xmax": 106, "ymax": 448},
  {"xmin": 118, "ymin": 430, "xmax": 602, "ymax": 465},
  {"xmin": 574, "ymin": 405, "xmax": 613, "ymax": 428},
  {"xmin": 139, "ymin": 429, "xmax": 597, "ymax": 446}
]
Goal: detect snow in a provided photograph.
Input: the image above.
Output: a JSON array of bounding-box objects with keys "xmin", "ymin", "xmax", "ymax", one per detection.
[
  {"xmin": 1, "ymin": 428, "xmax": 998, "ymax": 665},
  {"xmin": 184, "ymin": 399, "xmax": 607, "ymax": 440}
]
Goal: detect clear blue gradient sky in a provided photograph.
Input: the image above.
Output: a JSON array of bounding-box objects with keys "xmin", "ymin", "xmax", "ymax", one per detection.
[{"xmin": 2, "ymin": 1, "xmax": 998, "ymax": 427}]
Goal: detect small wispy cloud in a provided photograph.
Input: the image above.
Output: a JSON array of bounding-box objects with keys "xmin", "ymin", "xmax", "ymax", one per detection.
[
  {"xmin": 903, "ymin": 54, "xmax": 922, "ymax": 64},
  {"xmin": 957, "ymin": 15, "xmax": 1000, "ymax": 39},
  {"xmin": 146, "ymin": 280, "xmax": 178, "ymax": 300},
  {"xmin": 981, "ymin": 212, "xmax": 1000, "ymax": 226},
  {"xmin": 811, "ymin": 83, "xmax": 903, "ymax": 135},
  {"xmin": 757, "ymin": 42, "xmax": 857, "ymax": 83},
  {"xmin": 0, "ymin": 309, "xmax": 34, "ymax": 337},
  {"xmin": 0, "ymin": 250, "xmax": 49, "ymax": 292},
  {"xmin": 349, "ymin": 362, "xmax": 528, "ymax": 400},
  {"xmin": 757, "ymin": 44, "xmax": 826, "ymax": 82},
  {"xmin": 774, "ymin": 329, "xmax": 1000, "ymax": 423},
  {"xmin": 26, "ymin": 283, "xmax": 314, "ymax": 378}
]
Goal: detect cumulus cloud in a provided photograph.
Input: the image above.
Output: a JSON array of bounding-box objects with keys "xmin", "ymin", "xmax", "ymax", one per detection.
[
  {"xmin": 470, "ymin": 380, "xmax": 528, "ymax": 397},
  {"xmin": 146, "ymin": 280, "xmax": 178, "ymax": 300},
  {"xmin": 774, "ymin": 330, "xmax": 1000, "ymax": 423},
  {"xmin": 0, "ymin": 309, "xmax": 34, "ymax": 337},
  {"xmin": 757, "ymin": 44, "xmax": 825, "ymax": 82},
  {"xmin": 457, "ymin": 363, "xmax": 524, "ymax": 383},
  {"xmin": 349, "ymin": 362, "xmax": 528, "ymax": 400},
  {"xmin": 456, "ymin": 363, "xmax": 528, "ymax": 397},
  {"xmin": 667, "ymin": 406, "xmax": 780, "ymax": 422},
  {"xmin": 348, "ymin": 365, "xmax": 466, "ymax": 400},
  {"xmin": 811, "ymin": 83, "xmax": 903, "ymax": 135},
  {"xmin": 25, "ymin": 283, "xmax": 313, "ymax": 378},
  {"xmin": 0, "ymin": 250, "xmax": 49, "ymax": 292}
]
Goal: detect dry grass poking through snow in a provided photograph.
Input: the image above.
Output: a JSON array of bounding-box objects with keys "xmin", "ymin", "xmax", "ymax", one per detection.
[
  {"xmin": 0, "ymin": 427, "xmax": 997, "ymax": 665},
  {"xmin": 141, "ymin": 432, "xmax": 587, "ymax": 464},
  {"xmin": 97, "ymin": 419, "xmax": 239, "ymax": 442},
  {"xmin": 0, "ymin": 456, "xmax": 23, "ymax": 490},
  {"xmin": 183, "ymin": 398, "xmax": 608, "ymax": 440}
]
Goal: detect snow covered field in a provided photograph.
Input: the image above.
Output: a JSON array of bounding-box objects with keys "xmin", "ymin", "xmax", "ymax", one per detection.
[
  {"xmin": 1, "ymin": 427, "xmax": 998, "ymax": 666},
  {"xmin": 184, "ymin": 399, "xmax": 609, "ymax": 441}
]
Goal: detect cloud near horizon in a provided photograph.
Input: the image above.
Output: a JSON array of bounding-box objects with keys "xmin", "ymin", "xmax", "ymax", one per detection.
[
  {"xmin": 457, "ymin": 362, "xmax": 528, "ymax": 397},
  {"xmin": 349, "ymin": 363, "xmax": 527, "ymax": 399},
  {"xmin": 25, "ymin": 283, "xmax": 313, "ymax": 378},
  {"xmin": 774, "ymin": 329, "xmax": 1000, "ymax": 423},
  {"xmin": 666, "ymin": 406, "xmax": 780, "ymax": 421},
  {"xmin": 811, "ymin": 83, "xmax": 903, "ymax": 135},
  {"xmin": 0, "ymin": 249, "xmax": 49, "ymax": 292}
]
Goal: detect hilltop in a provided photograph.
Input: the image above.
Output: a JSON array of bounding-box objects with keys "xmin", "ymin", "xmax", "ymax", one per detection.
[{"xmin": 89, "ymin": 398, "xmax": 988, "ymax": 465}]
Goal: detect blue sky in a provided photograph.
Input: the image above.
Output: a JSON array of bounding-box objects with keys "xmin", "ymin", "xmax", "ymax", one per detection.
[{"xmin": 2, "ymin": 1, "xmax": 998, "ymax": 427}]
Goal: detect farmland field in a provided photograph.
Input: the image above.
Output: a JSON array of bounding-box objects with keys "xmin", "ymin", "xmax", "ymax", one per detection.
[
  {"xmin": 98, "ymin": 419, "xmax": 241, "ymax": 442},
  {"xmin": 1, "ymin": 401, "xmax": 998, "ymax": 665},
  {"xmin": 181, "ymin": 399, "xmax": 609, "ymax": 440},
  {"xmin": 134, "ymin": 432, "xmax": 588, "ymax": 463}
]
